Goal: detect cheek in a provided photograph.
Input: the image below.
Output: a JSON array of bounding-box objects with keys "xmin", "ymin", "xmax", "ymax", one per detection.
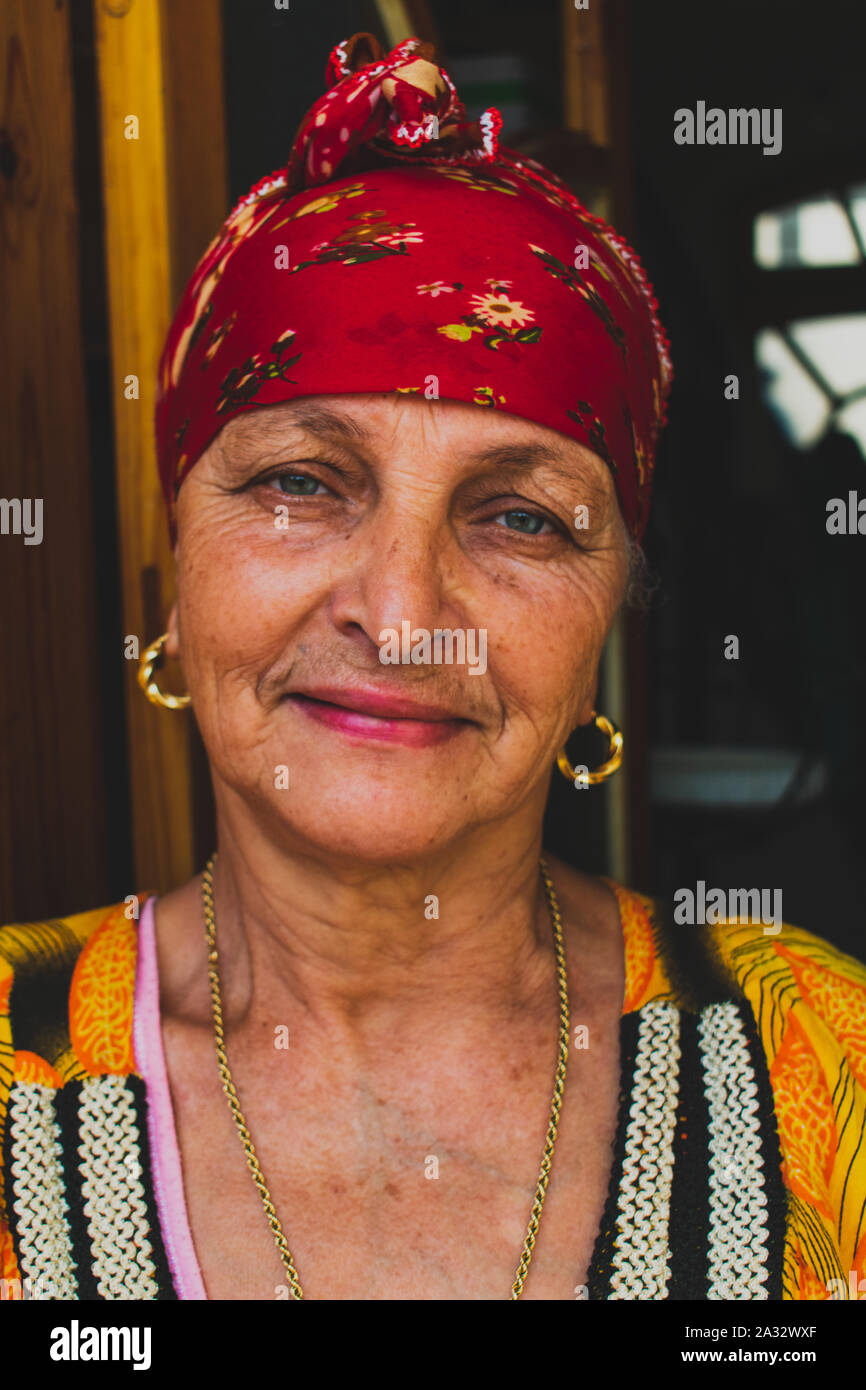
[
  {"xmin": 174, "ymin": 508, "xmax": 317, "ymax": 687},
  {"xmin": 482, "ymin": 561, "xmax": 623, "ymax": 730}
]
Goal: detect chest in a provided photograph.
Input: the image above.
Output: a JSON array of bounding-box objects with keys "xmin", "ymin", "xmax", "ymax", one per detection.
[{"xmin": 164, "ymin": 1011, "xmax": 623, "ymax": 1301}]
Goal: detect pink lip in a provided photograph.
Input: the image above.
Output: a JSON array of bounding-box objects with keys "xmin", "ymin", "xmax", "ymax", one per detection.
[{"xmin": 286, "ymin": 688, "xmax": 472, "ymax": 747}]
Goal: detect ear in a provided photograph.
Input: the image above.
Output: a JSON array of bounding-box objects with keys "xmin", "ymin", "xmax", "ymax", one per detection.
[{"xmin": 164, "ymin": 601, "xmax": 180, "ymax": 659}]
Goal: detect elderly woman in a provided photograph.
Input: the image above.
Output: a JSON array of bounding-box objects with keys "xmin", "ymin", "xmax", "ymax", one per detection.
[{"xmin": 2, "ymin": 33, "xmax": 865, "ymax": 1304}]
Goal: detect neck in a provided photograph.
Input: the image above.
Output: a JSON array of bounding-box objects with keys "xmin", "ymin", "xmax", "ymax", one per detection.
[{"xmin": 189, "ymin": 786, "xmax": 561, "ymax": 1040}]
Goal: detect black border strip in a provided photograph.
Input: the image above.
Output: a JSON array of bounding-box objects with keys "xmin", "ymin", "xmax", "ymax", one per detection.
[
  {"xmin": 666, "ymin": 1011, "xmax": 710, "ymax": 1300},
  {"xmin": 55, "ymin": 1080, "xmax": 102, "ymax": 1300},
  {"xmin": 126, "ymin": 1075, "xmax": 178, "ymax": 1300}
]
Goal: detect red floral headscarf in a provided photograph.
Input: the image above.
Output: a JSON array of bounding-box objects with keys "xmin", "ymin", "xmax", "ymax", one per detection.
[{"xmin": 156, "ymin": 32, "xmax": 672, "ymax": 540}]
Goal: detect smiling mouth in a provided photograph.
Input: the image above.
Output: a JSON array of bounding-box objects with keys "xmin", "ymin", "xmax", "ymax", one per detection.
[{"xmin": 285, "ymin": 692, "xmax": 473, "ymax": 746}]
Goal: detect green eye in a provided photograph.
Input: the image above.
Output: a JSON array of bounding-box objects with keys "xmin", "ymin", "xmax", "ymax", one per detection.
[
  {"xmin": 499, "ymin": 509, "xmax": 547, "ymax": 535},
  {"xmin": 276, "ymin": 473, "xmax": 320, "ymax": 495}
]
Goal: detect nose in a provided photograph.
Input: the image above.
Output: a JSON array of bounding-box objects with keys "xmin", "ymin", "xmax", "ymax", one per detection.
[{"xmin": 329, "ymin": 498, "xmax": 460, "ymax": 657}]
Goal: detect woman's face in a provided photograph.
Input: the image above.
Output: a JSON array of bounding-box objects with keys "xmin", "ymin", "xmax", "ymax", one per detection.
[{"xmin": 168, "ymin": 394, "xmax": 630, "ymax": 861}]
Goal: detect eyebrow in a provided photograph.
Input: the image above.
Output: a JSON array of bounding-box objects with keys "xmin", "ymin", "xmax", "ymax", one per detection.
[
  {"xmin": 471, "ymin": 442, "xmax": 592, "ymax": 485},
  {"xmin": 282, "ymin": 404, "xmax": 370, "ymax": 442},
  {"xmin": 469, "ymin": 443, "xmax": 615, "ymax": 516},
  {"xmin": 223, "ymin": 403, "xmax": 369, "ymax": 456}
]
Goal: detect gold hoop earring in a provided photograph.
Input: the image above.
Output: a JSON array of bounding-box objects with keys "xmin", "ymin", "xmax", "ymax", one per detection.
[
  {"xmin": 137, "ymin": 633, "xmax": 191, "ymax": 710},
  {"xmin": 556, "ymin": 711, "xmax": 623, "ymax": 786}
]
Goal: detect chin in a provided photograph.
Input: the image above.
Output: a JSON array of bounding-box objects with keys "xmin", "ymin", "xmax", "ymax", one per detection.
[
  {"xmin": 211, "ymin": 718, "xmax": 504, "ymax": 863},
  {"xmin": 257, "ymin": 778, "xmax": 474, "ymax": 865}
]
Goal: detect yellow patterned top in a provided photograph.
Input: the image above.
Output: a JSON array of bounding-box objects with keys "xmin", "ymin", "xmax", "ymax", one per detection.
[{"xmin": 1, "ymin": 886, "xmax": 865, "ymax": 1299}]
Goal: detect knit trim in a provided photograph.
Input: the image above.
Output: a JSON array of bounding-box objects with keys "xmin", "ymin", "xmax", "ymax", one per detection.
[
  {"xmin": 4, "ymin": 1075, "xmax": 176, "ymax": 1301},
  {"xmin": 698, "ymin": 1003, "xmax": 772, "ymax": 1298},
  {"xmin": 78, "ymin": 1076, "xmax": 159, "ymax": 1299},
  {"xmin": 6, "ymin": 1083, "xmax": 78, "ymax": 1298},
  {"xmin": 609, "ymin": 1001, "xmax": 681, "ymax": 1298}
]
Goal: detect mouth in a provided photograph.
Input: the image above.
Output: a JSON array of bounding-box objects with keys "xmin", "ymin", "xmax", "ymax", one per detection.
[{"xmin": 284, "ymin": 687, "xmax": 474, "ymax": 747}]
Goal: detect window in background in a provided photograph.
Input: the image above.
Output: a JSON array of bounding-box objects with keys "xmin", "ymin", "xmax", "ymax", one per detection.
[{"xmin": 754, "ymin": 185, "xmax": 866, "ymax": 461}]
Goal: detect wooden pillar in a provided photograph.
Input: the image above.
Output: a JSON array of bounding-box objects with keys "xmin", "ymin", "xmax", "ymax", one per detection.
[
  {"xmin": 0, "ymin": 0, "xmax": 109, "ymax": 920},
  {"xmin": 92, "ymin": 0, "xmax": 227, "ymax": 892},
  {"xmin": 562, "ymin": 0, "xmax": 611, "ymax": 147}
]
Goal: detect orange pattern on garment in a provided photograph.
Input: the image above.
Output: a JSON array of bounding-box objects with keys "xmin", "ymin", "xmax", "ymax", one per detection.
[
  {"xmin": 13, "ymin": 1051, "xmax": 63, "ymax": 1088},
  {"xmin": 0, "ymin": 960, "xmax": 21, "ymax": 1293},
  {"xmin": 0, "ymin": 961, "xmax": 11, "ymax": 1015},
  {"xmin": 606, "ymin": 882, "xmax": 656, "ymax": 1012},
  {"xmin": 68, "ymin": 904, "xmax": 137, "ymax": 1074},
  {"xmin": 774, "ymin": 943, "xmax": 866, "ymax": 1090},
  {"xmin": 770, "ymin": 1009, "xmax": 836, "ymax": 1219},
  {"xmin": 0, "ymin": 957, "xmax": 12, "ymax": 1226},
  {"xmin": 790, "ymin": 1243, "xmax": 834, "ymax": 1300},
  {"xmin": 0, "ymin": 1215, "xmax": 21, "ymax": 1286}
]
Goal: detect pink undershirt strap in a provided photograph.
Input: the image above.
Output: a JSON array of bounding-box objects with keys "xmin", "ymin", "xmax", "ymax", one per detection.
[{"xmin": 133, "ymin": 895, "xmax": 207, "ymax": 1300}]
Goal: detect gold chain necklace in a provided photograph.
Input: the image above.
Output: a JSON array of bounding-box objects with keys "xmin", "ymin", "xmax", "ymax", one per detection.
[{"xmin": 201, "ymin": 852, "xmax": 569, "ymax": 1300}]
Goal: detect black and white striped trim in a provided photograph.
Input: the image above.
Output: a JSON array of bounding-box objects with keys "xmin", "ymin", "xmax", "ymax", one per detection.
[
  {"xmin": 4, "ymin": 1074, "xmax": 176, "ymax": 1300},
  {"xmin": 698, "ymin": 1002, "xmax": 775, "ymax": 1298},
  {"xmin": 588, "ymin": 999, "xmax": 786, "ymax": 1300},
  {"xmin": 7, "ymin": 1083, "xmax": 78, "ymax": 1299},
  {"xmin": 78, "ymin": 1076, "xmax": 161, "ymax": 1299},
  {"xmin": 609, "ymin": 1001, "xmax": 681, "ymax": 1298}
]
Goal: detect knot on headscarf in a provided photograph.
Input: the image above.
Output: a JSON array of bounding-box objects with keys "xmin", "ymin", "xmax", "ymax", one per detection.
[{"xmin": 286, "ymin": 32, "xmax": 502, "ymax": 193}]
